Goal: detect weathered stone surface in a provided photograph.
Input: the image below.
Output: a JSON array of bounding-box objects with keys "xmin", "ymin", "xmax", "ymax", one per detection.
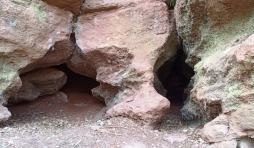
[
  {"xmin": 201, "ymin": 115, "xmax": 229, "ymax": 143},
  {"xmin": 42, "ymin": 0, "xmax": 83, "ymax": 15},
  {"xmin": 9, "ymin": 68, "xmax": 67, "ymax": 102},
  {"xmin": 223, "ymin": 105, "xmax": 254, "ymax": 140},
  {"xmin": 68, "ymin": 0, "xmax": 180, "ymax": 124},
  {"xmin": 0, "ymin": 105, "xmax": 11, "ymax": 122},
  {"xmin": 0, "ymin": 0, "xmax": 72, "ymax": 121},
  {"xmin": 175, "ymin": 0, "xmax": 254, "ymax": 145},
  {"xmin": 20, "ymin": 40, "xmax": 75, "ymax": 74},
  {"xmin": 187, "ymin": 34, "xmax": 254, "ymax": 141},
  {"xmin": 175, "ymin": 0, "xmax": 254, "ymax": 66}
]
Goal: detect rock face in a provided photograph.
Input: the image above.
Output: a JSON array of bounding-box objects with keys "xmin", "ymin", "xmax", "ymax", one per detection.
[
  {"xmin": 9, "ymin": 68, "xmax": 67, "ymax": 103},
  {"xmin": 1, "ymin": 1, "xmax": 253, "ymax": 145},
  {"xmin": 0, "ymin": 0, "xmax": 180, "ymax": 125},
  {"xmin": 175, "ymin": 0, "xmax": 254, "ymax": 67},
  {"xmin": 41, "ymin": 0, "xmax": 84, "ymax": 15},
  {"xmin": 175, "ymin": 0, "xmax": 254, "ymax": 145},
  {"xmin": 0, "ymin": 0, "xmax": 73, "ymax": 119},
  {"xmin": 68, "ymin": 0, "xmax": 180, "ymax": 124}
]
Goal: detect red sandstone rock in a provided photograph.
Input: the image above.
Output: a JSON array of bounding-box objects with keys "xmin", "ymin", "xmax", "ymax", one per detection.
[
  {"xmin": 20, "ymin": 40, "xmax": 75, "ymax": 74},
  {"xmin": 201, "ymin": 115, "xmax": 229, "ymax": 143},
  {"xmin": 68, "ymin": 0, "xmax": 180, "ymax": 124},
  {"xmin": 9, "ymin": 68, "xmax": 67, "ymax": 103},
  {"xmin": 175, "ymin": 0, "xmax": 254, "ymax": 145},
  {"xmin": 0, "ymin": 0, "xmax": 73, "ymax": 120},
  {"xmin": 42, "ymin": 0, "xmax": 83, "ymax": 15},
  {"xmin": 189, "ymin": 33, "xmax": 254, "ymax": 144},
  {"xmin": 182, "ymin": 24, "xmax": 254, "ymax": 146}
]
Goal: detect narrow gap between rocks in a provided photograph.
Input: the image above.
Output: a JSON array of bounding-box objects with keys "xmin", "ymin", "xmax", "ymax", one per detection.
[
  {"xmin": 157, "ymin": 49, "xmax": 195, "ymax": 127},
  {"xmin": 7, "ymin": 64, "xmax": 106, "ymax": 123}
]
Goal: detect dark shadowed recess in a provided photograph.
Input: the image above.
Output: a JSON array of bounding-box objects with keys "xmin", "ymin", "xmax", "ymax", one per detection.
[
  {"xmin": 157, "ymin": 49, "xmax": 194, "ymax": 105},
  {"xmin": 54, "ymin": 64, "xmax": 99, "ymax": 94},
  {"xmin": 6, "ymin": 64, "xmax": 105, "ymax": 124}
]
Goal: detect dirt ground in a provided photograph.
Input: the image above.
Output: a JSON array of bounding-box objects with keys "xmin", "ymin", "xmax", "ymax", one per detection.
[{"xmin": 0, "ymin": 80, "xmax": 208, "ymax": 148}]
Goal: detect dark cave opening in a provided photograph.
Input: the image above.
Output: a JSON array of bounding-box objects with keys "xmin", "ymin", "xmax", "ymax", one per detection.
[
  {"xmin": 54, "ymin": 64, "xmax": 99, "ymax": 94},
  {"xmin": 7, "ymin": 64, "xmax": 105, "ymax": 122},
  {"xmin": 157, "ymin": 49, "xmax": 194, "ymax": 105}
]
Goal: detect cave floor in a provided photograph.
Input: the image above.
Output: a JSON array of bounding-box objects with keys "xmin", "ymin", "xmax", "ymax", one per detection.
[{"xmin": 0, "ymin": 91, "xmax": 208, "ymax": 148}]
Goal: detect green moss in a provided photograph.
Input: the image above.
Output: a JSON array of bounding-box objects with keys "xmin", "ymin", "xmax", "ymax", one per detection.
[
  {"xmin": 11, "ymin": 0, "xmax": 46, "ymax": 22},
  {"xmin": 222, "ymin": 81, "xmax": 243, "ymax": 111},
  {"xmin": 0, "ymin": 57, "xmax": 21, "ymax": 92},
  {"xmin": 0, "ymin": 72, "xmax": 17, "ymax": 90},
  {"xmin": 201, "ymin": 12, "xmax": 254, "ymax": 58},
  {"xmin": 32, "ymin": 3, "xmax": 46, "ymax": 22},
  {"xmin": 169, "ymin": 0, "xmax": 176, "ymax": 8},
  {"xmin": 224, "ymin": 82, "xmax": 242, "ymax": 98},
  {"xmin": 194, "ymin": 61, "xmax": 204, "ymax": 77},
  {"xmin": 12, "ymin": 0, "xmax": 30, "ymax": 7}
]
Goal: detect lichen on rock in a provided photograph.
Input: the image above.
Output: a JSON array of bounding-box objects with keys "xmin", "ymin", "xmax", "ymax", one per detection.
[
  {"xmin": 0, "ymin": 0, "xmax": 73, "ymax": 120},
  {"xmin": 175, "ymin": 0, "xmax": 254, "ymax": 145}
]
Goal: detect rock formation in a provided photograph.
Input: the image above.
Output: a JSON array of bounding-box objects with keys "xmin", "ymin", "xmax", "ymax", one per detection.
[
  {"xmin": 175, "ymin": 0, "xmax": 254, "ymax": 146},
  {"xmin": 68, "ymin": 0, "xmax": 180, "ymax": 124},
  {"xmin": 0, "ymin": 0, "xmax": 73, "ymax": 121},
  {"xmin": 1, "ymin": 0, "xmax": 254, "ymax": 146},
  {"xmin": 0, "ymin": 0, "xmax": 180, "ymax": 125},
  {"xmin": 9, "ymin": 68, "xmax": 67, "ymax": 102}
]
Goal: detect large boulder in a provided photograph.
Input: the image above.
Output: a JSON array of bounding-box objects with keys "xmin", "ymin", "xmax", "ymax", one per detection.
[
  {"xmin": 201, "ymin": 114, "xmax": 229, "ymax": 143},
  {"xmin": 68, "ymin": 0, "xmax": 180, "ymax": 124},
  {"xmin": 190, "ymin": 33, "xmax": 254, "ymax": 143},
  {"xmin": 0, "ymin": 0, "xmax": 73, "ymax": 121},
  {"xmin": 175, "ymin": 0, "xmax": 254, "ymax": 145},
  {"xmin": 9, "ymin": 68, "xmax": 67, "ymax": 103}
]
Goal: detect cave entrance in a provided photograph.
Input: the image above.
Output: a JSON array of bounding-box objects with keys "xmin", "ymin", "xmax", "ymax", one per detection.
[
  {"xmin": 7, "ymin": 64, "xmax": 106, "ymax": 123},
  {"xmin": 157, "ymin": 49, "xmax": 194, "ymax": 122}
]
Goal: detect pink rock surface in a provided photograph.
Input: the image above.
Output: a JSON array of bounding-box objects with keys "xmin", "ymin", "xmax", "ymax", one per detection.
[
  {"xmin": 68, "ymin": 0, "xmax": 180, "ymax": 124},
  {"xmin": 201, "ymin": 115, "xmax": 229, "ymax": 143},
  {"xmin": 9, "ymin": 68, "xmax": 67, "ymax": 103},
  {"xmin": 42, "ymin": 0, "xmax": 84, "ymax": 15},
  {"xmin": 0, "ymin": 0, "xmax": 72, "ymax": 120}
]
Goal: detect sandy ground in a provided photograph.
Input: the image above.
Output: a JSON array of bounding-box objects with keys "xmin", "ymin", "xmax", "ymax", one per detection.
[{"xmin": 0, "ymin": 84, "xmax": 208, "ymax": 148}]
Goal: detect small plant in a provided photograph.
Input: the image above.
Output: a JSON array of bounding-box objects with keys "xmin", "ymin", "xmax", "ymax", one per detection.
[{"xmin": 168, "ymin": 0, "xmax": 176, "ymax": 9}]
